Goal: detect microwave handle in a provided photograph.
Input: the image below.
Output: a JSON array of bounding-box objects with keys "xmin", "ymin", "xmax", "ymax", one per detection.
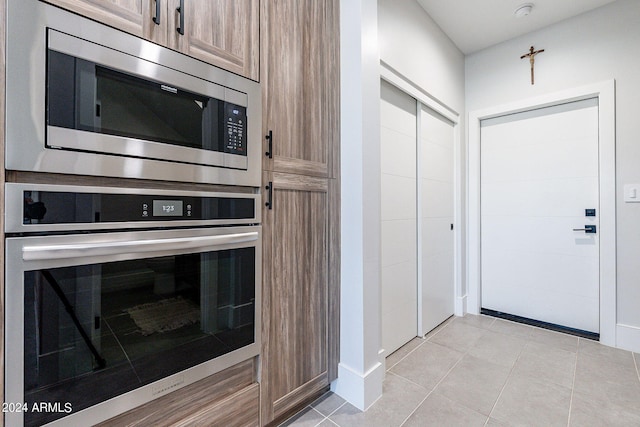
[{"xmin": 22, "ymin": 232, "xmax": 258, "ymax": 261}]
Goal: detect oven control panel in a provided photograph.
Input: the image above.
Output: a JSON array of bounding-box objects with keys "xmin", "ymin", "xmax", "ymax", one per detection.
[{"xmin": 7, "ymin": 184, "xmax": 260, "ymax": 233}]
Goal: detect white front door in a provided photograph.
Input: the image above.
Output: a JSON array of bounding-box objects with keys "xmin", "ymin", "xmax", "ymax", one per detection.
[{"xmin": 480, "ymin": 99, "xmax": 600, "ymax": 333}]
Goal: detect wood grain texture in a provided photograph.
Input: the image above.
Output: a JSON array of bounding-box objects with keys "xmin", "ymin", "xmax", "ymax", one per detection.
[
  {"xmin": 43, "ymin": 0, "xmax": 145, "ymax": 36},
  {"xmin": 97, "ymin": 359, "xmax": 258, "ymax": 426},
  {"xmin": 0, "ymin": 0, "xmax": 5, "ymax": 425},
  {"xmin": 261, "ymin": 171, "xmax": 330, "ymax": 424},
  {"xmin": 261, "ymin": 0, "xmax": 340, "ymax": 178},
  {"xmin": 168, "ymin": 0, "xmax": 259, "ymax": 81}
]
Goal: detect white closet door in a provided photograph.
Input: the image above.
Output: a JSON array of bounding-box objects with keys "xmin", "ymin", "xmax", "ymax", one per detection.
[
  {"xmin": 380, "ymin": 80, "xmax": 417, "ymax": 356},
  {"xmin": 419, "ymin": 107, "xmax": 455, "ymax": 334},
  {"xmin": 481, "ymin": 99, "xmax": 600, "ymax": 333}
]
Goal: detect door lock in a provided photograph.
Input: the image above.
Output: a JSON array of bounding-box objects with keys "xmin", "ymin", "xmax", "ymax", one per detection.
[{"xmin": 572, "ymin": 225, "xmax": 597, "ymax": 234}]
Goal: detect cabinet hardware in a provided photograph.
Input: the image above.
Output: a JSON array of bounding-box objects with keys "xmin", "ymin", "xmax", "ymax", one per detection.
[
  {"xmin": 176, "ymin": 0, "xmax": 185, "ymax": 35},
  {"xmin": 265, "ymin": 182, "xmax": 273, "ymax": 210},
  {"xmin": 153, "ymin": 0, "xmax": 161, "ymax": 25},
  {"xmin": 265, "ymin": 130, "xmax": 273, "ymax": 158}
]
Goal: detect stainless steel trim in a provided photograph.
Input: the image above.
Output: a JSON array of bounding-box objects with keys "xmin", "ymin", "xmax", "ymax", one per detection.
[
  {"xmin": 5, "ymin": 183, "xmax": 261, "ymax": 233},
  {"xmin": 5, "ymin": 226, "xmax": 262, "ymax": 427},
  {"xmin": 23, "ymin": 232, "xmax": 258, "ymax": 261},
  {"xmin": 5, "ymin": 0, "xmax": 261, "ymax": 186},
  {"xmin": 47, "ymin": 127, "xmax": 249, "ymax": 170},
  {"xmin": 48, "ymin": 29, "xmax": 233, "ymax": 105}
]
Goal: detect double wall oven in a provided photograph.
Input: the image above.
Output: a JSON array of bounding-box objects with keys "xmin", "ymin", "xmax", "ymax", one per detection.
[
  {"xmin": 5, "ymin": 1, "xmax": 263, "ymax": 426},
  {"xmin": 5, "ymin": 185, "xmax": 261, "ymax": 427}
]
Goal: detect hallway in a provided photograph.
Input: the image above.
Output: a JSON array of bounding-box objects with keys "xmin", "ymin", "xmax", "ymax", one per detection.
[{"xmin": 282, "ymin": 314, "xmax": 640, "ymax": 426}]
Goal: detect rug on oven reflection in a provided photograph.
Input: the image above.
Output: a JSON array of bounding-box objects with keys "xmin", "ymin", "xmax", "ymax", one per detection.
[{"xmin": 125, "ymin": 296, "xmax": 200, "ymax": 336}]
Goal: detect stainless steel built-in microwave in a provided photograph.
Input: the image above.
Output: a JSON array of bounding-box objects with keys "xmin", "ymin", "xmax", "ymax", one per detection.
[{"xmin": 5, "ymin": 0, "xmax": 261, "ymax": 186}]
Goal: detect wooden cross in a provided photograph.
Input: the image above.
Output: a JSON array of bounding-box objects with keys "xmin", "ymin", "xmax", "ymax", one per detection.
[{"xmin": 520, "ymin": 46, "xmax": 545, "ymax": 85}]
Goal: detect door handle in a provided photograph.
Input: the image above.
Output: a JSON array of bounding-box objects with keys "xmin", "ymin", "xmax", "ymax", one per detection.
[
  {"xmin": 573, "ymin": 225, "xmax": 597, "ymax": 234},
  {"xmin": 176, "ymin": 0, "xmax": 185, "ymax": 35},
  {"xmin": 22, "ymin": 232, "xmax": 259, "ymax": 261},
  {"xmin": 153, "ymin": 0, "xmax": 161, "ymax": 25},
  {"xmin": 265, "ymin": 130, "xmax": 273, "ymax": 158}
]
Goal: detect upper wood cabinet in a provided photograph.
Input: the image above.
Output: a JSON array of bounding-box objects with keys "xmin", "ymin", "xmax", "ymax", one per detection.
[
  {"xmin": 42, "ymin": 0, "xmax": 148, "ymax": 37},
  {"xmin": 167, "ymin": 0, "xmax": 259, "ymax": 81},
  {"xmin": 42, "ymin": 0, "xmax": 259, "ymax": 81},
  {"xmin": 261, "ymin": 0, "xmax": 340, "ymax": 178}
]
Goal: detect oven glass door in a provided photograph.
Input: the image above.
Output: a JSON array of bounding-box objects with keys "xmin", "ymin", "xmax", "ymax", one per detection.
[{"xmin": 5, "ymin": 227, "xmax": 260, "ymax": 427}]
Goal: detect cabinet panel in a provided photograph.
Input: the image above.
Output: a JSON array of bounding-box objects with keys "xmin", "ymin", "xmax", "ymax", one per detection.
[
  {"xmin": 167, "ymin": 0, "xmax": 259, "ymax": 81},
  {"xmin": 43, "ymin": 0, "xmax": 149, "ymax": 38},
  {"xmin": 262, "ymin": 0, "xmax": 339, "ymax": 177},
  {"xmin": 97, "ymin": 359, "xmax": 258, "ymax": 426},
  {"xmin": 262, "ymin": 172, "xmax": 330, "ymax": 423}
]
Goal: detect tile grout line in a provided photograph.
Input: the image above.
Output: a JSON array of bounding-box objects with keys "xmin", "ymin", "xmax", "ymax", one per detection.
[
  {"xmin": 565, "ymin": 338, "xmax": 581, "ymax": 427},
  {"xmin": 391, "ymin": 319, "xmax": 469, "ymax": 427},
  {"xmin": 321, "ymin": 401, "xmax": 347, "ymax": 426},
  {"xmin": 633, "ymin": 351, "xmax": 640, "ymax": 384},
  {"xmin": 398, "ymin": 318, "xmax": 490, "ymax": 427},
  {"xmin": 484, "ymin": 328, "xmax": 534, "ymax": 426},
  {"xmin": 386, "ymin": 338, "xmax": 428, "ymax": 371}
]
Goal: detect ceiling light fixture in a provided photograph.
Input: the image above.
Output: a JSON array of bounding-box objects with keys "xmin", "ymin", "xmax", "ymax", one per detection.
[{"xmin": 514, "ymin": 3, "xmax": 534, "ymax": 18}]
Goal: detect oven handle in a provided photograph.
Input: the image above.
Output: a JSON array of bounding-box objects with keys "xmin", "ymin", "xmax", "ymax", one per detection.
[{"xmin": 22, "ymin": 232, "xmax": 259, "ymax": 261}]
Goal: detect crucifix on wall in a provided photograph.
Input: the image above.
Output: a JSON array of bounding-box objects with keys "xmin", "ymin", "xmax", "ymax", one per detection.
[{"xmin": 520, "ymin": 46, "xmax": 545, "ymax": 85}]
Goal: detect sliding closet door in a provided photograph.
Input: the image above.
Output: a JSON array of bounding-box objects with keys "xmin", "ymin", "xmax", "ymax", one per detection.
[
  {"xmin": 419, "ymin": 107, "xmax": 455, "ymax": 334},
  {"xmin": 380, "ymin": 80, "xmax": 418, "ymax": 356}
]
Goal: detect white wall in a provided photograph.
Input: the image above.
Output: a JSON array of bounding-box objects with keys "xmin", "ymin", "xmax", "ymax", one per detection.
[
  {"xmin": 334, "ymin": 0, "xmax": 384, "ymax": 411},
  {"xmin": 466, "ymin": 0, "xmax": 640, "ymax": 348},
  {"xmin": 335, "ymin": 0, "xmax": 466, "ymax": 409},
  {"xmin": 378, "ymin": 0, "xmax": 465, "ymax": 114},
  {"xmin": 377, "ymin": 0, "xmax": 466, "ymax": 300}
]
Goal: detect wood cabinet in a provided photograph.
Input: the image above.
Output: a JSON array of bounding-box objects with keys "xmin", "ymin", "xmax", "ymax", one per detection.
[
  {"xmin": 43, "ymin": 0, "xmax": 151, "ymax": 39},
  {"xmin": 42, "ymin": 0, "xmax": 259, "ymax": 81},
  {"xmin": 97, "ymin": 359, "xmax": 260, "ymax": 427},
  {"xmin": 261, "ymin": 172, "xmax": 331, "ymax": 423},
  {"xmin": 167, "ymin": 0, "xmax": 259, "ymax": 81},
  {"xmin": 261, "ymin": 0, "xmax": 340, "ymax": 178},
  {"xmin": 260, "ymin": 0, "xmax": 340, "ymax": 423}
]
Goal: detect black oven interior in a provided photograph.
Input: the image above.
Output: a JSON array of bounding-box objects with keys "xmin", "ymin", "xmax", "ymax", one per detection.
[{"xmin": 23, "ymin": 247, "xmax": 255, "ymax": 427}]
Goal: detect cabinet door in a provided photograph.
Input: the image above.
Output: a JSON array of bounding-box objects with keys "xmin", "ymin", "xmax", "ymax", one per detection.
[
  {"xmin": 262, "ymin": 0, "xmax": 340, "ymax": 178},
  {"xmin": 42, "ymin": 0, "xmax": 161, "ymax": 41},
  {"xmin": 167, "ymin": 0, "xmax": 259, "ymax": 81},
  {"xmin": 261, "ymin": 172, "xmax": 330, "ymax": 423}
]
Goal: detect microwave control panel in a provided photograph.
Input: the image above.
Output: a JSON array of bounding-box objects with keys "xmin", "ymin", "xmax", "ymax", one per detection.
[{"xmin": 224, "ymin": 103, "xmax": 247, "ymax": 156}]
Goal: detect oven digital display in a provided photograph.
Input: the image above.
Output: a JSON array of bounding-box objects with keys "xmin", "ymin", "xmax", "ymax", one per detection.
[{"xmin": 152, "ymin": 200, "xmax": 183, "ymax": 217}]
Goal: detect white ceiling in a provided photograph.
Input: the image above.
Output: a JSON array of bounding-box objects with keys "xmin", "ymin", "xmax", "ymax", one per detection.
[{"xmin": 416, "ymin": 0, "xmax": 619, "ymax": 54}]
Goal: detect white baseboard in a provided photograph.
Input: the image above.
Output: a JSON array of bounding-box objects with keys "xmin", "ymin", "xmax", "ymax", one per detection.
[
  {"xmin": 331, "ymin": 361, "xmax": 384, "ymax": 411},
  {"xmin": 455, "ymin": 294, "xmax": 467, "ymax": 317},
  {"xmin": 616, "ymin": 323, "xmax": 640, "ymax": 353}
]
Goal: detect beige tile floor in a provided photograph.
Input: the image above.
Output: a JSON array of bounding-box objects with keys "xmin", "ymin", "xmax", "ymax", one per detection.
[{"xmin": 280, "ymin": 314, "xmax": 640, "ymax": 427}]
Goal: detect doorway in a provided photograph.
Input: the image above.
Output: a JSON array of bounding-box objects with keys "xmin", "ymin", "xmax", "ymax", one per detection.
[
  {"xmin": 480, "ymin": 99, "xmax": 599, "ymax": 334},
  {"xmin": 468, "ymin": 81, "xmax": 616, "ymax": 345}
]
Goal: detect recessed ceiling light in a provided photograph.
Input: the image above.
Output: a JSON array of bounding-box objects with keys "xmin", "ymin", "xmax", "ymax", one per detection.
[{"xmin": 514, "ymin": 3, "xmax": 534, "ymax": 18}]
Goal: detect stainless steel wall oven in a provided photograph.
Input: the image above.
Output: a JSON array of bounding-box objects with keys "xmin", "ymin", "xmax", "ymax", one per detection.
[
  {"xmin": 4, "ymin": 184, "xmax": 261, "ymax": 427},
  {"xmin": 5, "ymin": 0, "xmax": 261, "ymax": 186}
]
